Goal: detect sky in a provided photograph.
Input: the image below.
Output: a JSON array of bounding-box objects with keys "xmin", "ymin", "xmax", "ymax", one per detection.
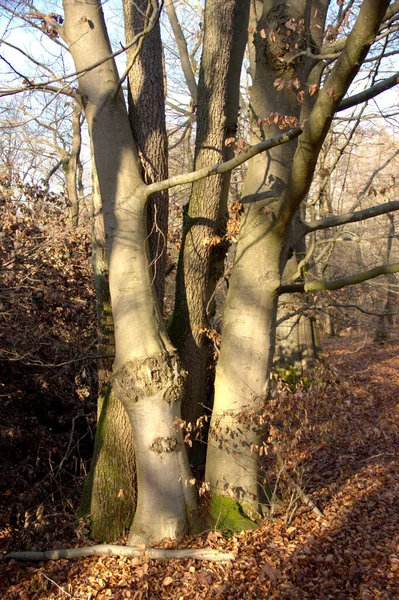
[{"xmin": 0, "ymin": 0, "xmax": 398, "ymax": 193}]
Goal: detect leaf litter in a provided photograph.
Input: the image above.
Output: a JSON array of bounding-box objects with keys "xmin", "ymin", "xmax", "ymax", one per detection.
[{"xmin": 1, "ymin": 331, "xmax": 399, "ymax": 599}]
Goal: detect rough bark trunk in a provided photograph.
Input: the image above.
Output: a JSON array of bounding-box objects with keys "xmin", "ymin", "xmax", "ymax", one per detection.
[
  {"xmin": 63, "ymin": 0, "xmax": 196, "ymax": 544},
  {"xmin": 170, "ymin": 0, "xmax": 250, "ymax": 462},
  {"xmin": 124, "ymin": 0, "xmax": 169, "ymax": 310}
]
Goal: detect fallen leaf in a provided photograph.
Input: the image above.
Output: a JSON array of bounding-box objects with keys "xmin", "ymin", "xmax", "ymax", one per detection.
[{"xmin": 259, "ymin": 562, "xmax": 282, "ymax": 583}]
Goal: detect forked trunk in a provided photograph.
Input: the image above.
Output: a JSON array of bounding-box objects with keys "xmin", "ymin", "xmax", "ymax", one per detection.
[
  {"xmin": 63, "ymin": 0, "xmax": 195, "ymax": 543},
  {"xmin": 124, "ymin": 0, "xmax": 169, "ymax": 309},
  {"xmin": 206, "ymin": 0, "xmax": 387, "ymax": 524}
]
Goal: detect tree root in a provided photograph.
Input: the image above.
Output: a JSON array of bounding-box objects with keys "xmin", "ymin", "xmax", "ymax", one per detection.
[{"xmin": 5, "ymin": 545, "xmax": 235, "ymax": 563}]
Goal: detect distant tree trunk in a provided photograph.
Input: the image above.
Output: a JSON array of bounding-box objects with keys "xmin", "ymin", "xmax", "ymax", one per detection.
[
  {"xmin": 375, "ymin": 213, "xmax": 396, "ymax": 342},
  {"xmin": 63, "ymin": 0, "xmax": 196, "ymax": 544},
  {"xmin": 170, "ymin": 0, "xmax": 250, "ymax": 464},
  {"xmin": 80, "ymin": 166, "xmax": 136, "ymax": 542},
  {"xmin": 124, "ymin": 0, "xmax": 169, "ymax": 310},
  {"xmin": 275, "ymin": 207, "xmax": 321, "ymax": 374},
  {"xmin": 275, "ymin": 254, "xmax": 321, "ymax": 376},
  {"xmin": 66, "ymin": 103, "xmax": 82, "ymax": 226}
]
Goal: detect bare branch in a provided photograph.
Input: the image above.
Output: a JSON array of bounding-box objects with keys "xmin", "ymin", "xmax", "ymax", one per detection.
[
  {"xmin": 6, "ymin": 545, "xmax": 235, "ymax": 562},
  {"xmin": 279, "ymin": 0, "xmax": 392, "ymax": 227},
  {"xmin": 145, "ymin": 127, "xmax": 302, "ymax": 196},
  {"xmin": 302, "ymin": 200, "xmax": 399, "ymax": 236},
  {"xmin": 165, "ymin": 0, "xmax": 198, "ymax": 103},
  {"xmin": 0, "ymin": 2, "xmax": 165, "ymax": 99},
  {"xmin": 338, "ymin": 72, "xmax": 399, "ymax": 112},
  {"xmin": 280, "ymin": 262, "xmax": 399, "ymax": 295}
]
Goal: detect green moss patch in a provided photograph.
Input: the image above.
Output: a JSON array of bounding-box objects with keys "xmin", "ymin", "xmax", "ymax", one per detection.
[{"xmin": 209, "ymin": 496, "xmax": 259, "ymax": 532}]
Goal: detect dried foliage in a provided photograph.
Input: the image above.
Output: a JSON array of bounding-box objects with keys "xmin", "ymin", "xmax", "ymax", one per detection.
[
  {"xmin": 0, "ymin": 184, "xmax": 97, "ymax": 557},
  {"xmin": 1, "ymin": 328, "xmax": 399, "ymax": 599}
]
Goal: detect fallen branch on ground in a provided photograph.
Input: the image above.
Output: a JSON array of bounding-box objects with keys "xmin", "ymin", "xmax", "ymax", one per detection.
[{"xmin": 6, "ymin": 545, "xmax": 235, "ymax": 563}]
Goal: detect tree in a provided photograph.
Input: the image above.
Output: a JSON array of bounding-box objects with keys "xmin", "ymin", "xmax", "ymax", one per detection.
[
  {"xmin": 205, "ymin": 0, "xmax": 396, "ymax": 520},
  {"xmin": 169, "ymin": 0, "xmax": 250, "ymax": 462},
  {"xmin": 2, "ymin": 0, "xmax": 399, "ymax": 543},
  {"xmin": 81, "ymin": 0, "xmax": 171, "ymax": 541}
]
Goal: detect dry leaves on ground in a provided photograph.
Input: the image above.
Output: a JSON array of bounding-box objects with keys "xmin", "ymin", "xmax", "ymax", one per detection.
[{"xmin": 1, "ymin": 331, "xmax": 399, "ymax": 599}]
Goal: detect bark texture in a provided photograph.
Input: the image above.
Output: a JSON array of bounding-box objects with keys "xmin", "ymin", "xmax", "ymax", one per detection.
[
  {"xmin": 113, "ymin": 351, "xmax": 195, "ymax": 544},
  {"xmin": 170, "ymin": 0, "xmax": 250, "ymax": 453},
  {"xmin": 206, "ymin": 0, "xmax": 389, "ymax": 516},
  {"xmin": 80, "ymin": 167, "xmax": 136, "ymax": 541},
  {"xmin": 124, "ymin": 0, "xmax": 169, "ymax": 310}
]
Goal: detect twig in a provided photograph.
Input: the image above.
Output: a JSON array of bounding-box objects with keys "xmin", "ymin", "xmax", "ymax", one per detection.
[
  {"xmin": 40, "ymin": 572, "xmax": 72, "ymax": 597},
  {"xmin": 281, "ymin": 470, "xmax": 324, "ymax": 519}
]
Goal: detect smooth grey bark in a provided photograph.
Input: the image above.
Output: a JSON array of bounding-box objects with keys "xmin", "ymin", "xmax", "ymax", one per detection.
[
  {"xmin": 206, "ymin": 0, "xmax": 390, "ymax": 516},
  {"xmin": 80, "ymin": 165, "xmax": 136, "ymax": 541},
  {"xmin": 81, "ymin": 1, "xmax": 171, "ymax": 539},
  {"xmin": 62, "ymin": 0, "xmax": 196, "ymax": 544}
]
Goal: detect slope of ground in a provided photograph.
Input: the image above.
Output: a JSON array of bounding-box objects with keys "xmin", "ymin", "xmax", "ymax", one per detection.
[{"xmin": 1, "ymin": 330, "xmax": 398, "ymax": 599}]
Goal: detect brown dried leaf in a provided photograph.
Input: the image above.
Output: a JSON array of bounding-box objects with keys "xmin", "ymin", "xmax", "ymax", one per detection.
[{"xmin": 259, "ymin": 562, "xmax": 282, "ymax": 583}]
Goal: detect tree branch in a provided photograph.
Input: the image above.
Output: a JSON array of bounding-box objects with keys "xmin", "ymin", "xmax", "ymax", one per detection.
[
  {"xmin": 145, "ymin": 127, "xmax": 302, "ymax": 196},
  {"xmin": 302, "ymin": 200, "xmax": 399, "ymax": 236},
  {"xmin": 165, "ymin": 0, "xmax": 198, "ymax": 103},
  {"xmin": 279, "ymin": 0, "xmax": 392, "ymax": 226},
  {"xmin": 6, "ymin": 545, "xmax": 235, "ymax": 562},
  {"xmin": 338, "ymin": 72, "xmax": 399, "ymax": 112},
  {"xmin": 279, "ymin": 262, "xmax": 399, "ymax": 295}
]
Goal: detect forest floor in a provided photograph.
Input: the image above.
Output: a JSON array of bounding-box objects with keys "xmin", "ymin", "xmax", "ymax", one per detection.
[{"xmin": 1, "ymin": 330, "xmax": 399, "ymax": 600}]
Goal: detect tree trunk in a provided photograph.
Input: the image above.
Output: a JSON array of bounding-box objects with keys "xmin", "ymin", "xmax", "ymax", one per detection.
[
  {"xmin": 80, "ymin": 166, "xmax": 136, "ymax": 541},
  {"xmin": 275, "ymin": 248, "xmax": 321, "ymax": 376},
  {"xmin": 63, "ymin": 0, "xmax": 196, "ymax": 544},
  {"xmin": 206, "ymin": 0, "xmax": 388, "ymax": 524},
  {"xmin": 170, "ymin": 0, "xmax": 250, "ymax": 463},
  {"xmin": 206, "ymin": 0, "xmax": 325, "ymax": 515},
  {"xmin": 124, "ymin": 0, "xmax": 169, "ymax": 310},
  {"xmin": 206, "ymin": 200, "xmax": 285, "ymax": 519},
  {"xmin": 375, "ymin": 213, "xmax": 396, "ymax": 342}
]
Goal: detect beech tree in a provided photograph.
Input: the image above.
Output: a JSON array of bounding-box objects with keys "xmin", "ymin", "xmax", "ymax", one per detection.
[
  {"xmin": 205, "ymin": 0, "xmax": 399, "ymax": 520},
  {"xmin": 2, "ymin": 0, "xmax": 399, "ymax": 544}
]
